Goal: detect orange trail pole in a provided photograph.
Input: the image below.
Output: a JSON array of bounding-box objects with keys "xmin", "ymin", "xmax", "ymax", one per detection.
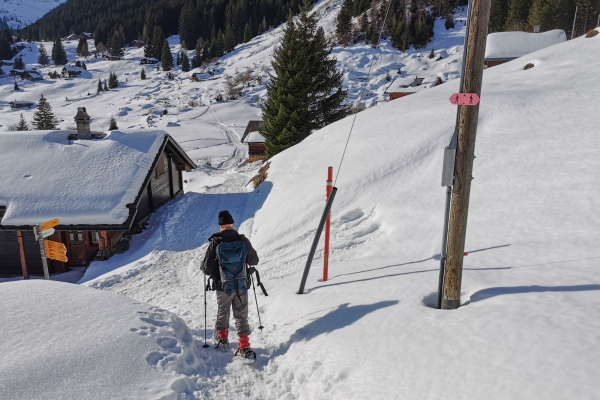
[{"xmin": 324, "ymin": 167, "xmax": 333, "ymax": 281}]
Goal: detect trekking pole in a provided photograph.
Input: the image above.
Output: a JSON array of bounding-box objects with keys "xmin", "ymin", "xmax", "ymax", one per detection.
[
  {"xmin": 202, "ymin": 273, "xmax": 209, "ymax": 348},
  {"xmin": 251, "ymin": 275, "xmax": 264, "ymax": 331}
]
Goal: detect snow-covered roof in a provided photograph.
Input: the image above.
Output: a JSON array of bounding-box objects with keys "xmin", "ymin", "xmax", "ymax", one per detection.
[
  {"xmin": 385, "ymin": 75, "xmax": 443, "ymax": 94},
  {"xmin": 23, "ymin": 71, "xmax": 43, "ymax": 79},
  {"xmin": 484, "ymin": 29, "xmax": 567, "ymax": 61},
  {"xmin": 246, "ymin": 130, "xmax": 265, "ymax": 143},
  {"xmin": 1, "ymin": 59, "xmax": 14, "ymax": 64},
  {"xmin": 63, "ymin": 65, "xmax": 83, "ymax": 72},
  {"xmin": 0, "ymin": 130, "xmax": 168, "ymax": 227}
]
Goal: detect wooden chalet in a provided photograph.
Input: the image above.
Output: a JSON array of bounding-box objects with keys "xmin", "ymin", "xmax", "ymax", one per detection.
[
  {"xmin": 0, "ymin": 108, "xmax": 196, "ymax": 278},
  {"xmin": 131, "ymin": 40, "xmax": 146, "ymax": 48},
  {"xmin": 190, "ymin": 73, "xmax": 211, "ymax": 82},
  {"xmin": 80, "ymin": 32, "xmax": 94, "ymax": 40},
  {"xmin": 1, "ymin": 60, "xmax": 15, "ymax": 66},
  {"xmin": 9, "ymin": 69, "xmax": 24, "ymax": 76},
  {"xmin": 9, "ymin": 101, "xmax": 34, "ymax": 109},
  {"xmin": 104, "ymin": 54, "xmax": 122, "ymax": 61},
  {"xmin": 385, "ymin": 75, "xmax": 443, "ymax": 100},
  {"xmin": 22, "ymin": 71, "xmax": 44, "ymax": 81},
  {"xmin": 484, "ymin": 29, "xmax": 566, "ymax": 68},
  {"xmin": 64, "ymin": 34, "xmax": 79, "ymax": 41},
  {"xmin": 140, "ymin": 57, "xmax": 159, "ymax": 64},
  {"xmin": 62, "ymin": 66, "xmax": 84, "ymax": 78},
  {"xmin": 241, "ymin": 121, "xmax": 266, "ymax": 163}
]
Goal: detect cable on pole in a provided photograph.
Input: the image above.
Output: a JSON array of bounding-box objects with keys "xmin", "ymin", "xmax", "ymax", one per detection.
[{"xmin": 334, "ymin": 0, "xmax": 394, "ymax": 187}]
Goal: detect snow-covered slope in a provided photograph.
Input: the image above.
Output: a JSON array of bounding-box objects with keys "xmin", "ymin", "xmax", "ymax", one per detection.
[
  {"xmin": 0, "ymin": 280, "xmax": 205, "ymax": 400},
  {"xmin": 0, "ymin": 0, "xmax": 67, "ymax": 29},
  {"xmin": 75, "ymin": 30, "xmax": 600, "ymax": 399}
]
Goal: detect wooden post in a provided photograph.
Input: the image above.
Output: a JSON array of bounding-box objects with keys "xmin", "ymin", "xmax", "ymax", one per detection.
[
  {"xmin": 16, "ymin": 231, "xmax": 30, "ymax": 280},
  {"xmin": 323, "ymin": 167, "xmax": 333, "ymax": 281},
  {"xmin": 99, "ymin": 231, "xmax": 108, "ymax": 260},
  {"xmin": 441, "ymin": 0, "xmax": 491, "ymax": 309}
]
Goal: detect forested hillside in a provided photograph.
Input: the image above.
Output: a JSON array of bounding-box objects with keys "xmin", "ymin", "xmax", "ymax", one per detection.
[{"xmin": 18, "ymin": 0, "xmax": 305, "ymax": 49}]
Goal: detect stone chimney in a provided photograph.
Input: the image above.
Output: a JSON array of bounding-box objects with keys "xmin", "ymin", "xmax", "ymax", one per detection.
[{"xmin": 74, "ymin": 107, "xmax": 91, "ymax": 139}]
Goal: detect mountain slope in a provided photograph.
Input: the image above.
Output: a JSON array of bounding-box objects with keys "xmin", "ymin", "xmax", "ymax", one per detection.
[
  {"xmin": 0, "ymin": 0, "xmax": 67, "ymax": 29},
  {"xmin": 76, "ymin": 30, "xmax": 600, "ymax": 399}
]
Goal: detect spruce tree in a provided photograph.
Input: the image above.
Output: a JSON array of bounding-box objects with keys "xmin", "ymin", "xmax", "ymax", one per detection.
[
  {"xmin": 181, "ymin": 52, "xmax": 190, "ymax": 72},
  {"xmin": 13, "ymin": 81, "xmax": 19, "ymax": 91},
  {"xmin": 97, "ymin": 78, "xmax": 102, "ymax": 93},
  {"xmin": 109, "ymin": 30, "xmax": 124, "ymax": 57},
  {"xmin": 76, "ymin": 37, "xmax": 89, "ymax": 56},
  {"xmin": 17, "ymin": 113, "xmax": 29, "ymax": 131},
  {"xmin": 336, "ymin": 0, "xmax": 353, "ymax": 44},
  {"xmin": 82, "ymin": 62, "xmax": 87, "ymax": 70},
  {"xmin": 32, "ymin": 94, "xmax": 59, "ymax": 130},
  {"xmin": 108, "ymin": 71, "xmax": 119, "ymax": 88},
  {"xmin": 445, "ymin": 14, "xmax": 455, "ymax": 29},
  {"xmin": 141, "ymin": 68, "xmax": 146, "ymax": 80},
  {"xmin": 192, "ymin": 39, "xmax": 203, "ymax": 68},
  {"xmin": 505, "ymin": 0, "xmax": 534, "ymax": 30},
  {"xmin": 262, "ymin": 8, "xmax": 347, "ymax": 158},
  {"xmin": 161, "ymin": 40, "xmax": 173, "ymax": 71},
  {"xmin": 243, "ymin": 23, "xmax": 252, "ymax": 43},
  {"xmin": 14, "ymin": 57, "xmax": 24, "ymax": 69},
  {"xmin": 52, "ymin": 37, "xmax": 68, "ymax": 65},
  {"xmin": 38, "ymin": 44, "xmax": 50, "ymax": 66},
  {"xmin": 75, "ymin": 60, "xmax": 81, "ymax": 68},
  {"xmin": 108, "ymin": 116, "xmax": 119, "ymax": 131},
  {"xmin": 103, "ymin": 80, "xmax": 109, "ymax": 91}
]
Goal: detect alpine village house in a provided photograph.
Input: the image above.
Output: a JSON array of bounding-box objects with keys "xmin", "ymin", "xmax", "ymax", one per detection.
[{"xmin": 0, "ymin": 108, "xmax": 196, "ymax": 278}]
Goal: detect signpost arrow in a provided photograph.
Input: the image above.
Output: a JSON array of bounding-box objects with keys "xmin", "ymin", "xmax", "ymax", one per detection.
[
  {"xmin": 449, "ymin": 93, "xmax": 480, "ymax": 106},
  {"xmin": 35, "ymin": 227, "xmax": 55, "ymax": 240},
  {"xmin": 44, "ymin": 240, "xmax": 68, "ymax": 262},
  {"xmin": 40, "ymin": 218, "xmax": 60, "ymax": 231}
]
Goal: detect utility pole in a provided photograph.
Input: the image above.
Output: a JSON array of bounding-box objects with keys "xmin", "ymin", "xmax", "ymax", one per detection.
[{"xmin": 441, "ymin": 0, "xmax": 491, "ymax": 309}]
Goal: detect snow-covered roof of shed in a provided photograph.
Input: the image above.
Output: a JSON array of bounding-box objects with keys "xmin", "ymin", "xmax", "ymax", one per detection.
[
  {"xmin": 385, "ymin": 75, "xmax": 442, "ymax": 94},
  {"xmin": 484, "ymin": 30, "xmax": 567, "ymax": 60},
  {"xmin": 0, "ymin": 130, "xmax": 168, "ymax": 227},
  {"xmin": 63, "ymin": 65, "xmax": 83, "ymax": 72},
  {"xmin": 246, "ymin": 131, "xmax": 265, "ymax": 143}
]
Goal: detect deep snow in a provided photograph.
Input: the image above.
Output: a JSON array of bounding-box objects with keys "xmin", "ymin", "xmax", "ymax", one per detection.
[{"xmin": 1, "ymin": 1, "xmax": 599, "ymax": 398}]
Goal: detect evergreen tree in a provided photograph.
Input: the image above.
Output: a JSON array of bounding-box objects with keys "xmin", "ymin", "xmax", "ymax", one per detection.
[
  {"xmin": 445, "ymin": 14, "xmax": 455, "ymax": 29},
  {"xmin": 181, "ymin": 52, "xmax": 190, "ymax": 72},
  {"xmin": 97, "ymin": 78, "xmax": 102, "ymax": 93},
  {"xmin": 75, "ymin": 60, "xmax": 82, "ymax": 68},
  {"xmin": 108, "ymin": 71, "xmax": 119, "ymax": 88},
  {"xmin": 141, "ymin": 68, "xmax": 147, "ymax": 79},
  {"xmin": 0, "ymin": 37, "xmax": 11, "ymax": 61},
  {"xmin": 490, "ymin": 0, "xmax": 510, "ymax": 32},
  {"xmin": 243, "ymin": 23, "xmax": 252, "ymax": 43},
  {"xmin": 161, "ymin": 40, "xmax": 173, "ymax": 71},
  {"xmin": 179, "ymin": 1, "xmax": 200, "ymax": 50},
  {"xmin": 505, "ymin": 0, "xmax": 534, "ymax": 30},
  {"xmin": 16, "ymin": 113, "xmax": 29, "ymax": 131},
  {"xmin": 191, "ymin": 39, "xmax": 203, "ymax": 68},
  {"xmin": 52, "ymin": 37, "xmax": 68, "ymax": 65},
  {"xmin": 32, "ymin": 95, "xmax": 59, "ymax": 130},
  {"xmin": 76, "ymin": 37, "xmax": 90, "ymax": 57},
  {"xmin": 103, "ymin": 80, "xmax": 109, "ymax": 91},
  {"xmin": 37, "ymin": 44, "xmax": 50, "ymax": 66},
  {"xmin": 176, "ymin": 52, "xmax": 181, "ymax": 65},
  {"xmin": 108, "ymin": 116, "xmax": 119, "ymax": 130},
  {"xmin": 82, "ymin": 62, "xmax": 87, "ymax": 70},
  {"xmin": 14, "ymin": 57, "xmax": 24, "ymax": 69},
  {"xmin": 262, "ymin": 8, "xmax": 347, "ymax": 158},
  {"xmin": 13, "ymin": 81, "xmax": 19, "ymax": 91},
  {"xmin": 336, "ymin": 0, "xmax": 353, "ymax": 44},
  {"xmin": 109, "ymin": 30, "xmax": 124, "ymax": 57}
]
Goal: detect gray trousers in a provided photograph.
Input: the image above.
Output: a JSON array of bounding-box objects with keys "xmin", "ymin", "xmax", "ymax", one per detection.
[{"xmin": 215, "ymin": 291, "xmax": 250, "ymax": 336}]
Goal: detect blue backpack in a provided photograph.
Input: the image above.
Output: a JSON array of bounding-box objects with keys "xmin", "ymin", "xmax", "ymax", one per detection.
[{"xmin": 216, "ymin": 240, "xmax": 248, "ymax": 298}]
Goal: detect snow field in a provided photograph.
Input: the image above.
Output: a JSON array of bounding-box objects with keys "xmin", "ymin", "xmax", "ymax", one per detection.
[{"xmin": 78, "ymin": 32, "xmax": 600, "ymax": 399}]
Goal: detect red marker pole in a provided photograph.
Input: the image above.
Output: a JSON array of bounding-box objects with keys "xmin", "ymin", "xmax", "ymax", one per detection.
[{"xmin": 323, "ymin": 167, "xmax": 333, "ymax": 282}]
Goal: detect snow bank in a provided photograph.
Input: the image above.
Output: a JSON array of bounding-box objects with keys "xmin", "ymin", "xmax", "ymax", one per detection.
[
  {"xmin": 0, "ymin": 280, "xmax": 207, "ymax": 399},
  {"xmin": 81, "ymin": 34, "xmax": 600, "ymax": 399},
  {"xmin": 0, "ymin": 130, "xmax": 166, "ymax": 226},
  {"xmin": 484, "ymin": 29, "xmax": 567, "ymax": 60}
]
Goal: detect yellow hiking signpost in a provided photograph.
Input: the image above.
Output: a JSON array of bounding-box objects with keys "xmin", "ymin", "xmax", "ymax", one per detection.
[{"xmin": 34, "ymin": 218, "xmax": 68, "ymax": 279}]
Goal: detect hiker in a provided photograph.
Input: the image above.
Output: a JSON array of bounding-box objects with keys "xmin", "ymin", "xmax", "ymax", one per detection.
[{"xmin": 201, "ymin": 210, "xmax": 259, "ymax": 357}]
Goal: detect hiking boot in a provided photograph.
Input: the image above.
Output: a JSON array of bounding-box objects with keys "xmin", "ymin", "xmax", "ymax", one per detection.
[
  {"xmin": 237, "ymin": 334, "xmax": 255, "ymax": 359},
  {"xmin": 213, "ymin": 329, "xmax": 229, "ymax": 351}
]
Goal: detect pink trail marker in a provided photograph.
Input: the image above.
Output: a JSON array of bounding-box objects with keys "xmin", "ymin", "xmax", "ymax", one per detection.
[{"xmin": 449, "ymin": 93, "xmax": 480, "ymax": 106}]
